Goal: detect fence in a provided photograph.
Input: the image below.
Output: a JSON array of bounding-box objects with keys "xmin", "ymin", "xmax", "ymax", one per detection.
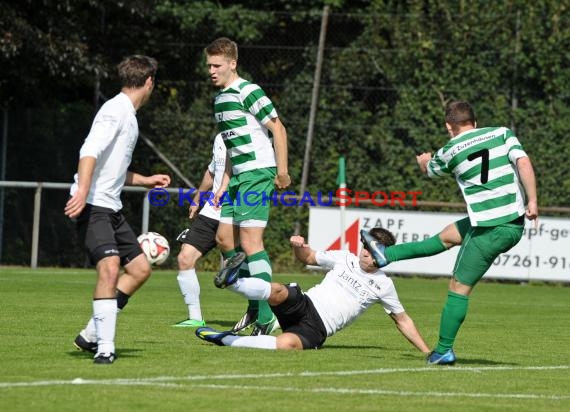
[
  {"xmin": 2, "ymin": 6, "xmax": 570, "ymax": 269},
  {"xmin": 0, "ymin": 181, "xmax": 163, "ymax": 268},
  {"xmin": 3, "ymin": 180, "xmax": 570, "ymax": 270}
]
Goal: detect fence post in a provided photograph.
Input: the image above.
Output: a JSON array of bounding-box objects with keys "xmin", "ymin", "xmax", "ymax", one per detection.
[
  {"xmin": 142, "ymin": 190, "xmax": 150, "ymax": 234},
  {"xmin": 0, "ymin": 108, "xmax": 7, "ymax": 261},
  {"xmin": 294, "ymin": 5, "xmax": 330, "ymax": 235},
  {"xmin": 31, "ymin": 183, "xmax": 42, "ymax": 269}
]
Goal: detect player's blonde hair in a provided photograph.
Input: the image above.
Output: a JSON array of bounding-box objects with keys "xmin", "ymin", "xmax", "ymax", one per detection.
[{"xmin": 204, "ymin": 37, "xmax": 238, "ymax": 61}]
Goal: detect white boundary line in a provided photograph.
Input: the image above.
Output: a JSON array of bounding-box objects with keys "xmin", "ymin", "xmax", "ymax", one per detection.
[
  {"xmin": 1, "ymin": 365, "xmax": 569, "ymax": 401},
  {"xmin": 190, "ymin": 384, "xmax": 570, "ymax": 400}
]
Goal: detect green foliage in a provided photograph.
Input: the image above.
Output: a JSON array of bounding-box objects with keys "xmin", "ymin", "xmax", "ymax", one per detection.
[
  {"xmin": 1, "ymin": 1, "xmax": 569, "ymax": 266},
  {"xmin": 156, "ymin": 1, "xmax": 275, "ymax": 42}
]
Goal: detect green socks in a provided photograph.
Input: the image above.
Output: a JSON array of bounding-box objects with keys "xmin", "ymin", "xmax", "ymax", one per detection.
[
  {"xmin": 435, "ymin": 291, "xmax": 469, "ymax": 354},
  {"xmin": 223, "ymin": 248, "xmax": 273, "ymax": 325},
  {"xmin": 223, "ymin": 248, "xmax": 258, "ymax": 312},
  {"xmin": 385, "ymin": 235, "xmax": 447, "ymax": 262},
  {"xmin": 246, "ymin": 250, "xmax": 273, "ymax": 325}
]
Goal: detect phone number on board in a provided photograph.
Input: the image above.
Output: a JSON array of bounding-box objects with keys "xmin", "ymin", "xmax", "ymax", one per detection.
[{"xmin": 493, "ymin": 254, "xmax": 568, "ymax": 269}]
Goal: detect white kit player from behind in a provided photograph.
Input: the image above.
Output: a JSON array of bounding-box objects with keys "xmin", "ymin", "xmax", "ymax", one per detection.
[
  {"xmin": 196, "ymin": 228, "xmax": 431, "ymax": 353},
  {"xmin": 173, "ymin": 133, "xmax": 226, "ymax": 328},
  {"xmin": 65, "ymin": 55, "xmax": 170, "ymax": 364}
]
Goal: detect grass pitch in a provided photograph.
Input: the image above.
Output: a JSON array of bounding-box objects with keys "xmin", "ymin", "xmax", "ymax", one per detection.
[{"xmin": 0, "ymin": 267, "xmax": 569, "ymax": 411}]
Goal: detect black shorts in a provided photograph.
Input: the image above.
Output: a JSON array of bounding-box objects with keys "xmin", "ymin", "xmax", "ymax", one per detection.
[
  {"xmin": 176, "ymin": 214, "xmax": 219, "ymax": 256},
  {"xmin": 75, "ymin": 204, "xmax": 143, "ymax": 266},
  {"xmin": 271, "ymin": 284, "xmax": 328, "ymax": 350}
]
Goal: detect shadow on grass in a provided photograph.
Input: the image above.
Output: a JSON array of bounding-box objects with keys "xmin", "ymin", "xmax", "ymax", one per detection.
[
  {"xmin": 323, "ymin": 344, "xmax": 388, "ymax": 350},
  {"xmin": 399, "ymin": 353, "xmax": 518, "ymax": 366},
  {"xmin": 455, "ymin": 358, "xmax": 519, "ymax": 366},
  {"xmin": 67, "ymin": 348, "xmax": 144, "ymax": 359},
  {"xmin": 206, "ymin": 319, "xmax": 245, "ymax": 329}
]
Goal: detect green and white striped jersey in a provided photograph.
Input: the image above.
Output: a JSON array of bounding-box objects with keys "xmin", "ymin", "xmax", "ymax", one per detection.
[
  {"xmin": 427, "ymin": 126, "xmax": 528, "ymax": 227},
  {"xmin": 213, "ymin": 78, "xmax": 278, "ymax": 175}
]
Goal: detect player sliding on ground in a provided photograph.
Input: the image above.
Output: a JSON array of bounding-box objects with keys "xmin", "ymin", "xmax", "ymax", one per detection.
[{"xmin": 195, "ymin": 228, "xmax": 430, "ymax": 353}]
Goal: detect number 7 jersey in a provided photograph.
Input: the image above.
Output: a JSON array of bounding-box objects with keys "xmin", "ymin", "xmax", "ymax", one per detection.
[{"xmin": 427, "ymin": 126, "xmax": 528, "ymax": 227}]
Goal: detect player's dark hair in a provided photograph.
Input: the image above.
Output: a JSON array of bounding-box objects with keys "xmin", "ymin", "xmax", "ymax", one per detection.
[
  {"xmin": 445, "ymin": 100, "xmax": 476, "ymax": 129},
  {"xmin": 369, "ymin": 227, "xmax": 396, "ymax": 247},
  {"xmin": 117, "ymin": 55, "xmax": 158, "ymax": 88},
  {"xmin": 204, "ymin": 37, "xmax": 238, "ymax": 61}
]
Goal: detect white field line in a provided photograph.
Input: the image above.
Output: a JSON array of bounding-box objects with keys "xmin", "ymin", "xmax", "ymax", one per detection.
[
  {"xmin": 1, "ymin": 364, "xmax": 569, "ymax": 400},
  {"xmin": 190, "ymin": 384, "xmax": 570, "ymax": 400}
]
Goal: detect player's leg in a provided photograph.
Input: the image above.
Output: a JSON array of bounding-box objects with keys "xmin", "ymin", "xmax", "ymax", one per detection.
[
  {"xmin": 231, "ymin": 248, "xmax": 258, "ymax": 332},
  {"xmin": 197, "ymin": 331, "xmax": 302, "ymax": 350},
  {"xmin": 239, "ymin": 226, "xmax": 279, "ymax": 334},
  {"xmin": 174, "ymin": 243, "xmax": 204, "ymax": 326},
  {"xmin": 196, "ymin": 281, "xmax": 282, "ymax": 349},
  {"xmin": 115, "ymin": 215, "xmax": 153, "ymax": 301},
  {"xmin": 234, "ymin": 169, "xmax": 278, "ymax": 335},
  {"xmin": 174, "ymin": 216, "xmax": 218, "ymax": 327},
  {"xmin": 231, "ymin": 261, "xmax": 259, "ymax": 332},
  {"xmin": 80, "ymin": 251, "xmax": 149, "ymax": 349},
  {"xmin": 215, "ymin": 211, "xmax": 259, "ymax": 329},
  {"xmin": 92, "ymin": 255, "xmax": 121, "ymax": 363},
  {"xmin": 429, "ymin": 220, "xmax": 524, "ymax": 364},
  {"xmin": 384, "ymin": 218, "xmax": 468, "ymax": 264},
  {"xmin": 73, "ymin": 206, "xmax": 122, "ymax": 363},
  {"xmin": 94, "ymin": 214, "xmax": 149, "ymax": 363},
  {"xmin": 196, "ymin": 283, "xmax": 323, "ymax": 350},
  {"xmin": 220, "ymin": 242, "xmax": 259, "ymax": 332}
]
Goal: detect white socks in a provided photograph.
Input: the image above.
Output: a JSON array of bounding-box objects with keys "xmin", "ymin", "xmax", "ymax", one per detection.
[
  {"xmin": 83, "ymin": 317, "xmax": 97, "ymax": 342},
  {"xmin": 223, "ymin": 334, "xmax": 277, "ymax": 350},
  {"xmin": 229, "ymin": 277, "xmax": 271, "ymax": 300},
  {"xmin": 177, "ymin": 269, "xmax": 203, "ymax": 321},
  {"xmin": 83, "ymin": 306, "xmax": 122, "ymax": 341},
  {"xmin": 92, "ymin": 299, "xmax": 117, "ymax": 355}
]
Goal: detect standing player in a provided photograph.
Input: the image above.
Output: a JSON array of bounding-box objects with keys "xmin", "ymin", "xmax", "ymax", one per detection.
[
  {"xmin": 65, "ymin": 55, "xmax": 170, "ymax": 364},
  {"xmin": 366, "ymin": 100, "xmax": 538, "ymax": 365},
  {"xmin": 205, "ymin": 37, "xmax": 291, "ymax": 335},
  {"xmin": 195, "ymin": 229, "xmax": 430, "ymax": 354},
  {"xmin": 173, "ymin": 133, "xmax": 225, "ymax": 327}
]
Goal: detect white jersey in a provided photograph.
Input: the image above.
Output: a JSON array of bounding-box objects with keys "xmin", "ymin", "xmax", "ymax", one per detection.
[
  {"xmin": 70, "ymin": 92, "xmax": 138, "ymax": 211},
  {"xmin": 199, "ymin": 133, "xmax": 226, "ymax": 220},
  {"xmin": 305, "ymin": 250, "xmax": 405, "ymax": 336}
]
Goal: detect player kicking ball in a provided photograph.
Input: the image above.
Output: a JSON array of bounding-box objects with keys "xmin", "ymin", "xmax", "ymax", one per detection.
[{"xmin": 196, "ymin": 228, "xmax": 430, "ymax": 353}]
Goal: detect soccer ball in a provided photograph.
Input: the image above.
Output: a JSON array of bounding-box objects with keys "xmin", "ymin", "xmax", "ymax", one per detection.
[{"xmin": 137, "ymin": 232, "xmax": 170, "ymax": 265}]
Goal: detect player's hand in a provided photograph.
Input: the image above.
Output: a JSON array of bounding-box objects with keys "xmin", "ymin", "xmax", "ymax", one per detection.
[
  {"xmin": 64, "ymin": 192, "xmax": 87, "ymax": 219},
  {"xmin": 525, "ymin": 200, "xmax": 539, "ymax": 226},
  {"xmin": 212, "ymin": 189, "xmax": 224, "ymax": 210},
  {"xmin": 275, "ymin": 173, "xmax": 291, "ymax": 189},
  {"xmin": 189, "ymin": 204, "xmax": 199, "ymax": 219},
  {"xmin": 148, "ymin": 174, "xmax": 171, "ymax": 188},
  {"xmin": 416, "ymin": 152, "xmax": 432, "ymax": 174},
  {"xmin": 289, "ymin": 235, "xmax": 308, "ymax": 248}
]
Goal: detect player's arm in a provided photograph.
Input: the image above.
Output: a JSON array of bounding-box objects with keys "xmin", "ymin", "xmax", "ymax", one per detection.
[
  {"xmin": 289, "ymin": 235, "xmax": 317, "ymax": 265},
  {"xmin": 65, "ymin": 108, "xmax": 120, "ymax": 218},
  {"xmin": 389, "ymin": 311, "xmax": 431, "ymax": 353},
  {"xmin": 64, "ymin": 156, "xmax": 96, "ymax": 218},
  {"xmin": 126, "ymin": 171, "xmax": 171, "ymax": 188},
  {"xmin": 516, "ymin": 156, "xmax": 538, "ymax": 221},
  {"xmin": 417, "ymin": 148, "xmax": 451, "ymax": 178},
  {"xmin": 213, "ymin": 151, "xmax": 232, "ymax": 208},
  {"xmin": 189, "ymin": 168, "xmax": 215, "ymax": 219},
  {"xmin": 266, "ymin": 117, "xmax": 291, "ymax": 189},
  {"xmin": 416, "ymin": 152, "xmax": 432, "ymax": 175}
]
